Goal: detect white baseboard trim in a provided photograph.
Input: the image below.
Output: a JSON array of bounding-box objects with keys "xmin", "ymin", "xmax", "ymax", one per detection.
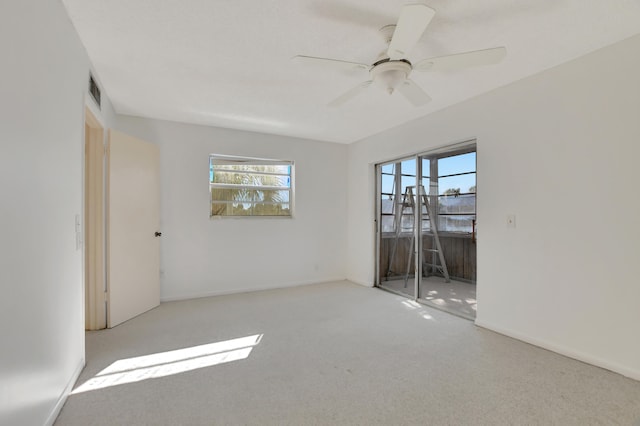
[
  {"xmin": 347, "ymin": 278, "xmax": 374, "ymax": 287},
  {"xmin": 45, "ymin": 358, "xmax": 85, "ymax": 426},
  {"xmin": 475, "ymin": 319, "xmax": 640, "ymax": 381},
  {"xmin": 160, "ymin": 277, "xmax": 347, "ymax": 302}
]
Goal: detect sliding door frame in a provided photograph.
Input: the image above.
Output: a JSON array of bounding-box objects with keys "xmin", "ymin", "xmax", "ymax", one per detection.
[{"xmin": 374, "ymin": 140, "xmax": 477, "ymax": 302}]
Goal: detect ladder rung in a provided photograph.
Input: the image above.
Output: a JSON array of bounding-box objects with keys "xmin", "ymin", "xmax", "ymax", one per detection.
[{"xmin": 424, "ymin": 249, "xmax": 439, "ymax": 253}]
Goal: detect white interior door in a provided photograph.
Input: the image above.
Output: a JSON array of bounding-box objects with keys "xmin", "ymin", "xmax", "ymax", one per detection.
[{"xmin": 107, "ymin": 129, "xmax": 160, "ymax": 328}]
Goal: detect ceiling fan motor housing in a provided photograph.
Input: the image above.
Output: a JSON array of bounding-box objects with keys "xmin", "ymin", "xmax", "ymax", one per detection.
[{"xmin": 371, "ymin": 60, "xmax": 412, "ymax": 94}]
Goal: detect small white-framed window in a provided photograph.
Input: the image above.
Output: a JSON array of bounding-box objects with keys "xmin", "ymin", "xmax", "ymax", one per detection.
[{"xmin": 209, "ymin": 155, "xmax": 293, "ymax": 218}]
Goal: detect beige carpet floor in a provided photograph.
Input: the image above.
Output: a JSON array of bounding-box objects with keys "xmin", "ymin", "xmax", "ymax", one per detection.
[
  {"xmin": 56, "ymin": 281, "xmax": 640, "ymax": 425},
  {"xmin": 379, "ymin": 276, "xmax": 477, "ymax": 320}
]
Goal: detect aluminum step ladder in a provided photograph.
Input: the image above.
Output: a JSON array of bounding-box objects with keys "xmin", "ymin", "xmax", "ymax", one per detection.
[{"xmin": 386, "ymin": 185, "xmax": 450, "ymax": 286}]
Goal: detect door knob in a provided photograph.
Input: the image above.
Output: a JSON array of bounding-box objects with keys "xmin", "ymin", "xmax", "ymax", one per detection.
[{"xmin": 155, "ymin": 232, "xmax": 162, "ymax": 237}]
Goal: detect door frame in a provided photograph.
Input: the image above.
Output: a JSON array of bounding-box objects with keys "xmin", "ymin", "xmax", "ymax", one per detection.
[{"xmin": 84, "ymin": 104, "xmax": 107, "ymax": 330}]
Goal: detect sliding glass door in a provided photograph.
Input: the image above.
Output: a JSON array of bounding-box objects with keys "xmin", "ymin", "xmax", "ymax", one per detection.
[
  {"xmin": 376, "ymin": 144, "xmax": 478, "ymax": 319},
  {"xmin": 377, "ymin": 156, "xmax": 423, "ymax": 298}
]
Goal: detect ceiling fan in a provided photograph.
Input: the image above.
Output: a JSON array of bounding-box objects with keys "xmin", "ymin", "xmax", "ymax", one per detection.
[{"xmin": 292, "ymin": 3, "xmax": 506, "ymax": 107}]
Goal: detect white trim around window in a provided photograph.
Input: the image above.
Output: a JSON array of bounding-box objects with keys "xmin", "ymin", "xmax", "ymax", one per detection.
[{"xmin": 209, "ymin": 154, "xmax": 294, "ymax": 218}]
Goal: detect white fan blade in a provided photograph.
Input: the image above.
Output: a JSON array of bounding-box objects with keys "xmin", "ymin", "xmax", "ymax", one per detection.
[
  {"xmin": 396, "ymin": 79, "xmax": 431, "ymax": 106},
  {"xmin": 292, "ymin": 55, "xmax": 369, "ymax": 72},
  {"xmin": 414, "ymin": 47, "xmax": 506, "ymax": 72},
  {"xmin": 328, "ymin": 81, "xmax": 372, "ymax": 107},
  {"xmin": 388, "ymin": 4, "xmax": 436, "ymax": 60}
]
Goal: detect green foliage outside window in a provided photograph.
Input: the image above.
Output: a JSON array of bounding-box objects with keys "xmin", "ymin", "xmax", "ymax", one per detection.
[{"xmin": 210, "ymin": 158, "xmax": 293, "ymax": 217}]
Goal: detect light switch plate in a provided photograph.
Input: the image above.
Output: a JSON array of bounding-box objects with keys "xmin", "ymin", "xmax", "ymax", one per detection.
[{"xmin": 75, "ymin": 214, "xmax": 82, "ymax": 250}]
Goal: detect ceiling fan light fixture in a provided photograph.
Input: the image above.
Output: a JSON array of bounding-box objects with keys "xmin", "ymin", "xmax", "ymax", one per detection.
[
  {"xmin": 371, "ymin": 61, "xmax": 412, "ymax": 94},
  {"xmin": 292, "ymin": 3, "xmax": 506, "ymax": 107}
]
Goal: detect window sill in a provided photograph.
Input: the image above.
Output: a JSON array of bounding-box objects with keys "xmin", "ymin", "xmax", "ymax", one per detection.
[{"xmin": 210, "ymin": 215, "xmax": 294, "ymax": 220}]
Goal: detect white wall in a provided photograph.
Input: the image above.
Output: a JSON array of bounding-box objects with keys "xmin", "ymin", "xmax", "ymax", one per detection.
[
  {"xmin": 1, "ymin": 3, "xmax": 635, "ymax": 424},
  {"xmin": 0, "ymin": 1, "xmax": 114, "ymax": 424},
  {"xmin": 114, "ymin": 116, "xmax": 348, "ymax": 301},
  {"xmin": 347, "ymin": 34, "xmax": 640, "ymax": 379}
]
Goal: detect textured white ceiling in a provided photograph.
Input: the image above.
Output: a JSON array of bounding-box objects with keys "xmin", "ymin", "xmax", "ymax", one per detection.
[{"xmin": 62, "ymin": 0, "xmax": 640, "ymax": 143}]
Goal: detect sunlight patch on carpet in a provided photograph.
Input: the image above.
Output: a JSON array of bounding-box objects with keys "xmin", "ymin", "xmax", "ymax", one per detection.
[{"xmin": 73, "ymin": 334, "xmax": 263, "ymax": 394}]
